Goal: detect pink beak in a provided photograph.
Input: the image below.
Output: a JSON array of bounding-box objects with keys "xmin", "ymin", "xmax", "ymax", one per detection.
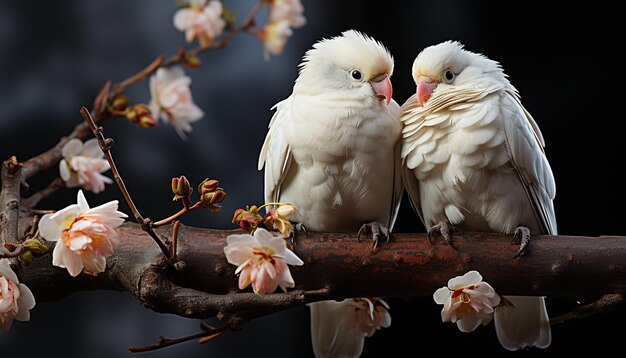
[
  {"xmin": 370, "ymin": 74, "xmax": 393, "ymax": 105},
  {"xmin": 416, "ymin": 76, "xmax": 439, "ymax": 106}
]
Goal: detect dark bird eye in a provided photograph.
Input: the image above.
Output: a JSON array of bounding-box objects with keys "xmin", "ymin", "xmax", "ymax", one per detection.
[
  {"xmin": 351, "ymin": 70, "xmax": 362, "ymax": 80},
  {"xmin": 443, "ymin": 70, "xmax": 455, "ymax": 83}
]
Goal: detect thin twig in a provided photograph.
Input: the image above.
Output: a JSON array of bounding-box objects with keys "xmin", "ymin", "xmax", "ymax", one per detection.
[
  {"xmin": 0, "ymin": 244, "xmax": 23, "ymax": 258},
  {"xmin": 80, "ymin": 107, "xmax": 171, "ymax": 260},
  {"xmin": 128, "ymin": 322, "xmax": 231, "ymax": 352},
  {"xmin": 171, "ymin": 220, "xmax": 181, "ymax": 260},
  {"xmin": 550, "ymin": 293, "xmax": 624, "ymax": 324},
  {"xmin": 25, "ymin": 177, "xmax": 65, "ymax": 208},
  {"xmin": 20, "ymin": 0, "xmax": 268, "ymax": 183},
  {"xmin": 30, "ymin": 209, "xmax": 56, "ymax": 215},
  {"xmin": 153, "ymin": 207, "xmax": 189, "ymax": 228},
  {"xmin": 113, "ymin": 56, "xmax": 164, "ymax": 95}
]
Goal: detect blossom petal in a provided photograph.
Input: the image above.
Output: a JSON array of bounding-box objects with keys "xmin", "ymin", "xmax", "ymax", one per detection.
[
  {"xmin": 433, "ymin": 286, "xmax": 450, "ymax": 304},
  {"xmin": 449, "ymin": 270, "xmax": 482, "ymax": 289},
  {"xmin": 14, "ymin": 283, "xmax": 35, "ymax": 321},
  {"xmin": 282, "ymin": 248, "xmax": 304, "ymax": 266},
  {"xmin": 81, "ymin": 138, "xmax": 103, "ymax": 158},
  {"xmin": 52, "ymin": 241, "xmax": 83, "ymax": 277},
  {"xmin": 59, "ymin": 160, "xmax": 71, "ymax": 181},
  {"xmin": 173, "ymin": 8, "xmax": 193, "ymax": 32},
  {"xmin": 265, "ymin": 260, "xmax": 277, "ymax": 280},
  {"xmin": 69, "ymin": 235, "xmax": 92, "ymax": 251},
  {"xmin": 456, "ymin": 312, "xmax": 482, "ymax": 333},
  {"xmin": 253, "ymin": 228, "xmax": 276, "ymax": 247},
  {"xmin": 278, "ymin": 267, "xmax": 295, "ymax": 291},
  {"xmin": 76, "ymin": 190, "xmax": 90, "ymax": 212},
  {"xmin": 62, "ymin": 138, "xmax": 82, "ymax": 158},
  {"xmin": 226, "ymin": 233, "xmax": 254, "ymax": 246},
  {"xmin": 0, "ymin": 259, "xmax": 19, "ymax": 283},
  {"xmin": 38, "ymin": 213, "xmax": 64, "ymax": 241},
  {"xmin": 238, "ymin": 267, "xmax": 252, "ymax": 290}
]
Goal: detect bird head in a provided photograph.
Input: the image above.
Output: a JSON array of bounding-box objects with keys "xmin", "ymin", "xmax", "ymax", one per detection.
[
  {"xmin": 295, "ymin": 30, "xmax": 394, "ymax": 105},
  {"xmin": 411, "ymin": 41, "xmax": 510, "ymax": 106}
]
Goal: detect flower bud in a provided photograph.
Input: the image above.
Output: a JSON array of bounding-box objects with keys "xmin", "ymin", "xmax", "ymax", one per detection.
[
  {"xmin": 111, "ymin": 95, "xmax": 129, "ymax": 112},
  {"xmin": 202, "ymin": 189, "xmax": 226, "ymax": 205},
  {"xmin": 276, "ymin": 204, "xmax": 297, "ymax": 218},
  {"xmin": 19, "ymin": 250, "xmax": 35, "ymax": 265},
  {"xmin": 198, "ymin": 178, "xmax": 219, "ymax": 195},
  {"xmin": 22, "ymin": 239, "xmax": 49, "ymax": 257},
  {"xmin": 171, "ymin": 175, "xmax": 193, "ymax": 202},
  {"xmin": 126, "ymin": 104, "xmax": 157, "ymax": 128},
  {"xmin": 183, "ymin": 51, "xmax": 203, "ymax": 68},
  {"xmin": 232, "ymin": 206, "xmax": 262, "ymax": 232}
]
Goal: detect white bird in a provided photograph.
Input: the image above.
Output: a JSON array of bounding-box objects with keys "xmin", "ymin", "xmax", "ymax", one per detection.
[
  {"xmin": 401, "ymin": 41, "xmax": 555, "ymax": 351},
  {"xmin": 258, "ymin": 30, "xmax": 402, "ymax": 357}
]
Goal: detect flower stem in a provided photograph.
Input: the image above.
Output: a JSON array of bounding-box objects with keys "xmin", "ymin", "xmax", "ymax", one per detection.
[
  {"xmin": 153, "ymin": 207, "xmax": 189, "ymax": 228},
  {"xmin": 256, "ymin": 202, "xmax": 283, "ymax": 211}
]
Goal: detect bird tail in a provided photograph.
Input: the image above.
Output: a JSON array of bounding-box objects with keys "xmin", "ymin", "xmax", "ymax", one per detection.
[
  {"xmin": 494, "ymin": 296, "xmax": 551, "ymax": 351},
  {"xmin": 309, "ymin": 300, "xmax": 364, "ymax": 358}
]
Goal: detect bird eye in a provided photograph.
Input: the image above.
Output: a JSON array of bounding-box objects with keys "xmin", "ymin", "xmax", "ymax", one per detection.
[
  {"xmin": 351, "ymin": 70, "xmax": 362, "ymax": 80},
  {"xmin": 443, "ymin": 70, "xmax": 455, "ymax": 84}
]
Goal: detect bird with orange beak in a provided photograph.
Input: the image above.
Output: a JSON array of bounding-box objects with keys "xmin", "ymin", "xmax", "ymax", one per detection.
[
  {"xmin": 259, "ymin": 30, "xmax": 402, "ymax": 357},
  {"xmin": 401, "ymin": 41, "xmax": 555, "ymax": 351}
]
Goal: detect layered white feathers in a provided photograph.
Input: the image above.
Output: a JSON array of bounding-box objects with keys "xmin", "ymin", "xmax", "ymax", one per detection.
[
  {"xmin": 259, "ymin": 30, "xmax": 402, "ymax": 357},
  {"xmin": 402, "ymin": 41, "xmax": 554, "ymax": 350}
]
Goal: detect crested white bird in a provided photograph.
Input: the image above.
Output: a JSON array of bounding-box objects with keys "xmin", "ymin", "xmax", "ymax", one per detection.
[
  {"xmin": 258, "ymin": 30, "xmax": 402, "ymax": 357},
  {"xmin": 401, "ymin": 41, "xmax": 555, "ymax": 351}
]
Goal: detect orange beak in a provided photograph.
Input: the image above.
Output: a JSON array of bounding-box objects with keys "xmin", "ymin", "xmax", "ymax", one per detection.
[
  {"xmin": 416, "ymin": 76, "xmax": 439, "ymax": 106},
  {"xmin": 370, "ymin": 74, "xmax": 392, "ymax": 105}
]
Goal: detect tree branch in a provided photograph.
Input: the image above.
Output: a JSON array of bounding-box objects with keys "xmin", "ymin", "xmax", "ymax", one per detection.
[
  {"xmin": 20, "ymin": 223, "xmax": 626, "ymax": 321},
  {"xmin": 0, "ymin": 156, "xmax": 22, "ymax": 245},
  {"xmin": 80, "ymin": 107, "xmax": 172, "ymax": 260}
]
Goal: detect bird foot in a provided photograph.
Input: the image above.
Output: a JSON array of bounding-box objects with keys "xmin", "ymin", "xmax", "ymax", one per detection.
[
  {"xmin": 358, "ymin": 221, "xmax": 390, "ymax": 250},
  {"xmin": 428, "ymin": 221, "xmax": 456, "ymax": 249},
  {"xmin": 512, "ymin": 226, "xmax": 531, "ymax": 257}
]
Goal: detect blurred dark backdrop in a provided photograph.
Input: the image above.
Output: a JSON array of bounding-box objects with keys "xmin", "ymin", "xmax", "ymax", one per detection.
[{"xmin": 0, "ymin": 0, "xmax": 623, "ymax": 356}]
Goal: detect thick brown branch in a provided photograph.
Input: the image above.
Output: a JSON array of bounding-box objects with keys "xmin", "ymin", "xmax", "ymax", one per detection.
[
  {"xmin": 20, "ymin": 224, "xmax": 626, "ymax": 321},
  {"xmin": 1, "ymin": 156, "xmax": 22, "ymax": 244}
]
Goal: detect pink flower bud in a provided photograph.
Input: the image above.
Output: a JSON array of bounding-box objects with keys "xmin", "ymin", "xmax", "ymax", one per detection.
[
  {"xmin": 198, "ymin": 178, "xmax": 219, "ymax": 195},
  {"xmin": 110, "ymin": 95, "xmax": 129, "ymax": 112},
  {"xmin": 232, "ymin": 206, "xmax": 262, "ymax": 232},
  {"xmin": 171, "ymin": 175, "xmax": 193, "ymax": 201}
]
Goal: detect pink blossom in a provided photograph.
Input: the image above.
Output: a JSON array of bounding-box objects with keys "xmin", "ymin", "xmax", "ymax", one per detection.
[
  {"xmin": 149, "ymin": 66, "xmax": 204, "ymax": 139},
  {"xmin": 38, "ymin": 190, "xmax": 127, "ymax": 277},
  {"xmin": 433, "ymin": 270, "xmax": 501, "ymax": 333},
  {"xmin": 173, "ymin": 0, "xmax": 225, "ymax": 47},
  {"xmin": 59, "ymin": 138, "xmax": 112, "ymax": 194},
  {"xmin": 260, "ymin": 20, "xmax": 293, "ymax": 59},
  {"xmin": 0, "ymin": 259, "xmax": 36, "ymax": 332},
  {"xmin": 223, "ymin": 228, "xmax": 303, "ymax": 294},
  {"xmin": 270, "ymin": 0, "xmax": 306, "ymax": 28}
]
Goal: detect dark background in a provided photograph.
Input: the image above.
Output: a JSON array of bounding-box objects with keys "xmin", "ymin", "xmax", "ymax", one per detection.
[{"xmin": 0, "ymin": 0, "xmax": 623, "ymax": 356}]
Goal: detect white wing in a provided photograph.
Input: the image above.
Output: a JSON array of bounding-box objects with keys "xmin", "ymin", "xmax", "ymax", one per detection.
[
  {"xmin": 496, "ymin": 92, "xmax": 554, "ymax": 351},
  {"xmin": 388, "ymin": 99, "xmax": 404, "ymax": 231},
  {"xmin": 258, "ymin": 96, "xmax": 294, "ymax": 204},
  {"xmin": 500, "ymin": 91, "xmax": 557, "ymax": 235},
  {"xmin": 399, "ymin": 95, "xmax": 425, "ymax": 225}
]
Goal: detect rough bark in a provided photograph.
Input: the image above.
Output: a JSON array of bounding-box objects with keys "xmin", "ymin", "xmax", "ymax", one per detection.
[{"xmin": 19, "ymin": 222, "xmax": 626, "ymax": 320}]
